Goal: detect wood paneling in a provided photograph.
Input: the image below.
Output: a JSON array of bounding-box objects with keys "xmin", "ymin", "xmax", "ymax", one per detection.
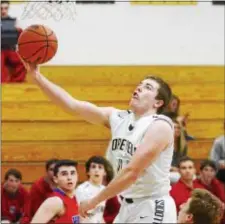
[
  {"xmin": 36, "ymin": 66, "xmax": 224, "ymax": 85},
  {"xmin": 2, "ymin": 83, "xmax": 224, "ymax": 102},
  {"xmin": 2, "ymin": 140, "xmax": 213, "ymax": 162},
  {"xmin": 2, "ymin": 101, "xmax": 224, "ymax": 121},
  {"xmin": 2, "ymin": 119, "xmax": 223, "ymax": 141},
  {"xmin": 1, "ymin": 162, "xmax": 87, "ymax": 183},
  {"xmin": 2, "ymin": 140, "xmax": 107, "ymax": 162}
]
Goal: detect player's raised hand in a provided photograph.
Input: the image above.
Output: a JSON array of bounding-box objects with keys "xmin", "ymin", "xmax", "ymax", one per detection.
[
  {"xmin": 79, "ymin": 199, "xmax": 96, "ymax": 218},
  {"xmin": 16, "ymin": 52, "xmax": 40, "ymax": 77}
]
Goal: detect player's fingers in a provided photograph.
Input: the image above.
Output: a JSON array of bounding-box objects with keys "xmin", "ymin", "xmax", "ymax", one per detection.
[{"xmin": 16, "ymin": 52, "xmax": 30, "ymax": 71}]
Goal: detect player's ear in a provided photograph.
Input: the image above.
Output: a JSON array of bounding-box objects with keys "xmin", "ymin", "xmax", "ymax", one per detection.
[
  {"xmin": 154, "ymin": 99, "xmax": 164, "ymax": 109},
  {"xmin": 186, "ymin": 214, "xmax": 193, "ymax": 223}
]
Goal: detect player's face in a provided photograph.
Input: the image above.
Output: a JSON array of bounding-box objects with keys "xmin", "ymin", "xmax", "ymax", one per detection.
[
  {"xmin": 129, "ymin": 79, "xmax": 163, "ymax": 114},
  {"xmin": 54, "ymin": 166, "xmax": 78, "ymax": 192},
  {"xmin": 1, "ymin": 3, "xmax": 9, "ymax": 18},
  {"xmin": 177, "ymin": 199, "xmax": 193, "ymax": 223},
  {"xmin": 168, "ymin": 98, "xmax": 179, "ymax": 113},
  {"xmin": 200, "ymin": 166, "xmax": 216, "ymax": 185},
  {"xmin": 179, "ymin": 161, "xmax": 196, "ymax": 181},
  {"xmin": 5, "ymin": 175, "xmax": 21, "ymax": 193},
  {"xmin": 47, "ymin": 163, "xmax": 56, "ymax": 181},
  {"xmin": 88, "ymin": 162, "xmax": 106, "ymax": 185}
]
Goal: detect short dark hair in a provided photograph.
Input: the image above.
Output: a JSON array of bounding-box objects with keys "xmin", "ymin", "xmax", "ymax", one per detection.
[
  {"xmin": 200, "ymin": 159, "xmax": 217, "ymax": 172},
  {"xmin": 53, "ymin": 159, "xmax": 78, "ymax": 176},
  {"xmin": 188, "ymin": 189, "xmax": 223, "ymax": 224},
  {"xmin": 1, "ymin": 1, "xmax": 10, "ymax": 5},
  {"xmin": 85, "ymin": 156, "xmax": 107, "ymax": 174},
  {"xmin": 178, "ymin": 156, "xmax": 194, "ymax": 168},
  {"xmin": 45, "ymin": 159, "xmax": 59, "ymax": 171},
  {"xmin": 162, "ymin": 111, "xmax": 178, "ymax": 120},
  {"xmin": 4, "ymin": 168, "xmax": 22, "ymax": 181},
  {"xmin": 145, "ymin": 76, "xmax": 172, "ymax": 114}
]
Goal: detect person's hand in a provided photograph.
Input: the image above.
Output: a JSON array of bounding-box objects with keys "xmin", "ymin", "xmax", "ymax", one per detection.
[
  {"xmin": 16, "ymin": 52, "xmax": 40, "ymax": 77},
  {"xmin": 79, "ymin": 199, "xmax": 96, "ymax": 218}
]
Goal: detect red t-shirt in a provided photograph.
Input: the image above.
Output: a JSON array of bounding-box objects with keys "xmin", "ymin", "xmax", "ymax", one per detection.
[
  {"xmin": 1, "ymin": 184, "xmax": 29, "ymax": 222},
  {"xmin": 103, "ymin": 196, "xmax": 120, "ymax": 223},
  {"xmin": 49, "ymin": 188, "xmax": 79, "ymax": 224},
  {"xmin": 170, "ymin": 179, "xmax": 205, "ymax": 212},
  {"xmin": 194, "ymin": 178, "xmax": 225, "ymax": 202},
  {"xmin": 21, "ymin": 176, "xmax": 53, "ymax": 223}
]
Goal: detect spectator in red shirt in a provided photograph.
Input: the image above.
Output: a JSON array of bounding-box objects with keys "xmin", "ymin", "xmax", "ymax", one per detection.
[
  {"xmin": 21, "ymin": 159, "xmax": 58, "ymax": 223},
  {"xmin": 195, "ymin": 159, "xmax": 225, "ymax": 202},
  {"xmin": 1, "ymin": 168, "xmax": 29, "ymax": 223},
  {"xmin": 1, "ymin": 0, "xmax": 26, "ymax": 83},
  {"xmin": 170, "ymin": 157, "xmax": 204, "ymax": 213}
]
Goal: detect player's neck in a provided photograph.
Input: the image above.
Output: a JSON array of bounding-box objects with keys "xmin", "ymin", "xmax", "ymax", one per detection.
[
  {"xmin": 133, "ymin": 108, "xmax": 157, "ymax": 120},
  {"xmin": 181, "ymin": 178, "xmax": 193, "ymax": 188},
  {"xmin": 57, "ymin": 187, "xmax": 74, "ymax": 198},
  {"xmin": 44, "ymin": 176, "xmax": 56, "ymax": 189},
  {"xmin": 89, "ymin": 179, "xmax": 102, "ymax": 186}
]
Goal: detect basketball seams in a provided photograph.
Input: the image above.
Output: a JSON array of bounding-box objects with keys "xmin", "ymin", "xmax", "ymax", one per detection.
[
  {"xmin": 23, "ymin": 45, "xmax": 47, "ymax": 62},
  {"xmin": 18, "ymin": 40, "xmax": 57, "ymax": 46},
  {"xmin": 26, "ymin": 28, "xmax": 54, "ymax": 37},
  {"xmin": 41, "ymin": 26, "xmax": 49, "ymax": 64}
]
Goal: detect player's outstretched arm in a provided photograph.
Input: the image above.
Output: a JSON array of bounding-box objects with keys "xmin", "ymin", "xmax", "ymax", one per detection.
[
  {"xmin": 18, "ymin": 56, "xmax": 114, "ymax": 127},
  {"xmin": 79, "ymin": 120, "xmax": 173, "ymax": 216},
  {"xmin": 31, "ymin": 197, "xmax": 63, "ymax": 223}
]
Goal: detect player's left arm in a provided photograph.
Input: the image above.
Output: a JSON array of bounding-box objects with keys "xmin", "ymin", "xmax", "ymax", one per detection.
[{"xmin": 80, "ymin": 120, "xmax": 173, "ymax": 215}]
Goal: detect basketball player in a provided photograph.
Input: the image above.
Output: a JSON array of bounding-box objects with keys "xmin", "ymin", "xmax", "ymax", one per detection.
[
  {"xmin": 177, "ymin": 188, "xmax": 224, "ymax": 224},
  {"xmin": 31, "ymin": 160, "xmax": 80, "ymax": 223},
  {"xmin": 18, "ymin": 60, "xmax": 176, "ymax": 223},
  {"xmin": 75, "ymin": 156, "xmax": 107, "ymax": 223}
]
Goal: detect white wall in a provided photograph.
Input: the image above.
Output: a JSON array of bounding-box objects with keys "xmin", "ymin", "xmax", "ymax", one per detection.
[{"xmin": 10, "ymin": 2, "xmax": 224, "ymax": 65}]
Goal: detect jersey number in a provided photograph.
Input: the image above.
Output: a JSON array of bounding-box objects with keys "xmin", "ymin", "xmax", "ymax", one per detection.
[{"xmin": 117, "ymin": 159, "xmax": 129, "ymax": 172}]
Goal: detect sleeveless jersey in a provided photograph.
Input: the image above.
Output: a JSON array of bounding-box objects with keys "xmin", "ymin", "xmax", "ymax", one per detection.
[
  {"xmin": 49, "ymin": 188, "xmax": 79, "ymax": 224},
  {"xmin": 106, "ymin": 109, "xmax": 174, "ymax": 199}
]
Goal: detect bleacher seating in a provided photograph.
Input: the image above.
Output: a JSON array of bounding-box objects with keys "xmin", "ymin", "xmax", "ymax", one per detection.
[{"xmin": 2, "ymin": 65, "xmax": 224, "ymax": 189}]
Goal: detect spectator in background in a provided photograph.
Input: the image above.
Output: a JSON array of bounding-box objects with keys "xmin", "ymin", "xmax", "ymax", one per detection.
[
  {"xmin": 170, "ymin": 157, "xmax": 204, "ymax": 213},
  {"xmin": 1, "ymin": 168, "xmax": 29, "ymax": 223},
  {"xmin": 177, "ymin": 189, "xmax": 224, "ymax": 224},
  {"xmin": 1, "ymin": 0, "xmax": 26, "ymax": 83},
  {"xmin": 210, "ymin": 121, "xmax": 225, "ymax": 185},
  {"xmin": 170, "ymin": 120, "xmax": 188, "ymax": 184},
  {"xmin": 75, "ymin": 156, "xmax": 108, "ymax": 223},
  {"xmin": 195, "ymin": 160, "xmax": 225, "ymax": 203},
  {"xmin": 21, "ymin": 159, "xmax": 58, "ymax": 223},
  {"xmin": 31, "ymin": 160, "xmax": 79, "ymax": 223},
  {"xmin": 164, "ymin": 94, "xmax": 194, "ymax": 141},
  {"xmin": 103, "ymin": 159, "xmax": 121, "ymax": 224}
]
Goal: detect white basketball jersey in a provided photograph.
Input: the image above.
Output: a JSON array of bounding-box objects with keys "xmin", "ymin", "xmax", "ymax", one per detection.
[{"xmin": 106, "ymin": 109, "xmax": 174, "ymax": 199}]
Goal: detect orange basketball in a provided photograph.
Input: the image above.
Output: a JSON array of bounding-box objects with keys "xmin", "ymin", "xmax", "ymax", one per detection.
[{"xmin": 18, "ymin": 24, "xmax": 58, "ymax": 64}]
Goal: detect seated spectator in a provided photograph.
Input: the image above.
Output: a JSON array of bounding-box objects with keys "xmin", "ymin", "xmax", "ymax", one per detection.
[
  {"xmin": 21, "ymin": 159, "xmax": 58, "ymax": 223},
  {"xmin": 170, "ymin": 157, "xmax": 205, "ymax": 212},
  {"xmin": 103, "ymin": 159, "xmax": 120, "ymax": 224},
  {"xmin": 1, "ymin": 168, "xmax": 29, "ymax": 223},
  {"xmin": 1, "ymin": 0, "xmax": 26, "ymax": 83},
  {"xmin": 31, "ymin": 160, "xmax": 79, "ymax": 223},
  {"xmin": 177, "ymin": 188, "xmax": 224, "ymax": 224},
  {"xmin": 75, "ymin": 156, "xmax": 107, "ymax": 223},
  {"xmin": 164, "ymin": 94, "xmax": 194, "ymax": 141},
  {"xmin": 210, "ymin": 121, "xmax": 225, "ymax": 185},
  {"xmin": 195, "ymin": 159, "xmax": 225, "ymax": 202},
  {"xmin": 170, "ymin": 120, "xmax": 188, "ymax": 184}
]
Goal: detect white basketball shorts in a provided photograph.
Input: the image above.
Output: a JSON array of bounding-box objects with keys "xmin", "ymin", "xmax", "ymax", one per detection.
[{"xmin": 113, "ymin": 195, "xmax": 177, "ymax": 223}]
